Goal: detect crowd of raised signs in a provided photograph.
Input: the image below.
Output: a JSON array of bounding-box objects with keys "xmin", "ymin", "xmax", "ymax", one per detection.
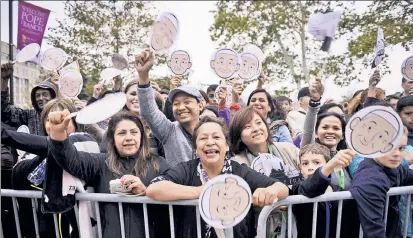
[{"xmin": 1, "ymin": 10, "xmax": 413, "ymax": 238}]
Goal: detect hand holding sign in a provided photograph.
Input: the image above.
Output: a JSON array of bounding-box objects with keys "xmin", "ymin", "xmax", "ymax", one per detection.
[
  {"xmin": 135, "ymin": 49, "xmax": 154, "ymax": 74},
  {"xmin": 309, "ymin": 78, "xmax": 325, "ymax": 101},
  {"xmin": 368, "ymin": 68, "xmax": 381, "ymax": 87},
  {"xmin": 1, "ymin": 62, "xmax": 14, "ymax": 80}
]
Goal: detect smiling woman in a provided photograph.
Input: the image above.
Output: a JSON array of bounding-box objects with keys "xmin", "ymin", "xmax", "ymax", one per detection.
[
  {"xmin": 45, "ymin": 110, "xmax": 171, "ymax": 238},
  {"xmin": 146, "ymin": 116, "xmax": 289, "ymax": 238}
]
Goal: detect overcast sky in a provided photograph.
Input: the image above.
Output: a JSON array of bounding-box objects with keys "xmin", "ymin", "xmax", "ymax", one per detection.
[{"xmin": 1, "ymin": 1, "xmax": 411, "ymax": 101}]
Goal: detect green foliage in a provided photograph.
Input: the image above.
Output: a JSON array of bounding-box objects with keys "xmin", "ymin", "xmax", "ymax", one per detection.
[
  {"xmin": 46, "ymin": 0, "xmax": 165, "ymax": 98},
  {"xmin": 210, "ymin": 1, "xmax": 413, "ymax": 90}
]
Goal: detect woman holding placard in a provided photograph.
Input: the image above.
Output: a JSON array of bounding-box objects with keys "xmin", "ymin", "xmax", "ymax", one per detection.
[
  {"xmin": 247, "ymin": 89, "xmax": 293, "ymax": 143},
  {"xmin": 147, "ymin": 116, "xmax": 289, "ymax": 238},
  {"xmin": 45, "ymin": 110, "xmax": 171, "ymax": 238}
]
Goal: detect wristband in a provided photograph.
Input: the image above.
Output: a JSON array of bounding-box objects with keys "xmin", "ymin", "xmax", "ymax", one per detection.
[{"xmin": 309, "ymin": 99, "xmax": 321, "ymax": 108}]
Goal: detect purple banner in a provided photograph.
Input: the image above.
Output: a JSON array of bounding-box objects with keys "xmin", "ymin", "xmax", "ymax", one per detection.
[{"xmin": 17, "ymin": 1, "xmax": 50, "ymax": 50}]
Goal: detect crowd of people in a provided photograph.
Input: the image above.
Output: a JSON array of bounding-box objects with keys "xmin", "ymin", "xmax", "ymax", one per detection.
[{"xmin": 1, "ymin": 48, "xmax": 413, "ymax": 238}]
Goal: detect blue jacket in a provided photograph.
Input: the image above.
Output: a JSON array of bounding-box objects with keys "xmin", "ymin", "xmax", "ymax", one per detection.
[{"xmin": 349, "ymin": 159, "xmax": 413, "ymax": 238}]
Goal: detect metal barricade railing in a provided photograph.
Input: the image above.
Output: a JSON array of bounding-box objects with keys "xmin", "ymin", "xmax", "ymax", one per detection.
[
  {"xmin": 0, "ymin": 189, "xmax": 234, "ymax": 238},
  {"xmin": 2, "ymin": 186, "xmax": 413, "ymax": 238},
  {"xmin": 256, "ymin": 186, "xmax": 413, "ymax": 238}
]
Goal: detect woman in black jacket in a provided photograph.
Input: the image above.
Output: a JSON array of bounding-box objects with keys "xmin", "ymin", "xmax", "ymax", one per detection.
[{"xmin": 46, "ymin": 110, "xmax": 170, "ymax": 238}]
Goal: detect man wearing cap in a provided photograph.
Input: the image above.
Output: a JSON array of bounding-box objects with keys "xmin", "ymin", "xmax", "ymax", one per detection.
[
  {"xmin": 136, "ymin": 49, "xmax": 203, "ymax": 166},
  {"xmin": 1, "ymin": 62, "xmax": 58, "ymax": 135},
  {"xmin": 287, "ymin": 87, "xmax": 310, "ymax": 139}
]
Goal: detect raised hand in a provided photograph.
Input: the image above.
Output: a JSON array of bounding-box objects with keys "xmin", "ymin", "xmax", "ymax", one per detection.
[
  {"xmin": 170, "ymin": 76, "xmax": 181, "ymax": 89},
  {"xmin": 1, "ymin": 62, "xmax": 13, "ymax": 80},
  {"xmin": 93, "ymin": 83, "xmax": 103, "ymax": 99},
  {"xmin": 309, "ymin": 78, "xmax": 325, "ymax": 101},
  {"xmin": 135, "ymin": 49, "xmax": 154, "ymax": 74},
  {"xmin": 47, "ymin": 109, "xmax": 72, "ymax": 141},
  {"xmin": 369, "ymin": 68, "xmax": 381, "ymax": 88}
]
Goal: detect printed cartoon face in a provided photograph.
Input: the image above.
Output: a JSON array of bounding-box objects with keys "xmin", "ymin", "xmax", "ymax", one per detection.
[
  {"xmin": 59, "ymin": 71, "xmax": 83, "ymax": 98},
  {"xmin": 238, "ymin": 53, "xmax": 260, "ymax": 80},
  {"xmin": 210, "ymin": 49, "xmax": 240, "ymax": 79},
  {"xmin": 402, "ymin": 56, "xmax": 413, "ymax": 81},
  {"xmin": 150, "ymin": 13, "xmax": 179, "ymax": 52},
  {"xmin": 40, "ymin": 48, "xmax": 67, "ymax": 71},
  {"xmin": 209, "ymin": 177, "xmax": 250, "ymax": 225},
  {"xmin": 167, "ymin": 51, "xmax": 192, "ymax": 75},
  {"xmin": 348, "ymin": 109, "xmax": 401, "ymax": 156}
]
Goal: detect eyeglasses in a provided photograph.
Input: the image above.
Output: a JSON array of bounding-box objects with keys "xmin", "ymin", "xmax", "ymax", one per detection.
[{"xmin": 208, "ymin": 93, "xmax": 215, "ymax": 99}]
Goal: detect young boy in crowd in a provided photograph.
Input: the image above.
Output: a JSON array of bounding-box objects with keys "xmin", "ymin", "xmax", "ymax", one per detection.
[
  {"xmin": 349, "ymin": 127, "xmax": 413, "ymax": 238},
  {"xmin": 292, "ymin": 143, "xmax": 359, "ymax": 238}
]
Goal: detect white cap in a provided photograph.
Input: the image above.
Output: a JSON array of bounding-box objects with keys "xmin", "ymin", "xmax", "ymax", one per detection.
[
  {"xmin": 368, "ymin": 109, "xmax": 401, "ymax": 141},
  {"xmin": 157, "ymin": 12, "xmax": 179, "ymax": 33}
]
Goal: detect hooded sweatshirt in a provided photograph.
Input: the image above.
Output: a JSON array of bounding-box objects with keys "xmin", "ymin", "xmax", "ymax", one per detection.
[{"xmin": 1, "ymin": 81, "xmax": 57, "ymax": 135}]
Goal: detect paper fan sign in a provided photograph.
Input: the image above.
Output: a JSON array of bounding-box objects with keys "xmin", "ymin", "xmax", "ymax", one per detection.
[
  {"xmin": 149, "ymin": 12, "xmax": 179, "ymax": 53},
  {"xmin": 68, "ymin": 92, "xmax": 127, "ymax": 125},
  {"xmin": 39, "ymin": 47, "xmax": 68, "ymax": 71},
  {"xmin": 112, "ymin": 53, "xmax": 128, "ymax": 70},
  {"xmin": 372, "ymin": 27, "xmax": 385, "ymax": 68},
  {"xmin": 199, "ymin": 174, "xmax": 252, "ymax": 229},
  {"xmin": 401, "ymin": 55, "xmax": 413, "ymax": 81},
  {"xmin": 16, "ymin": 125, "xmax": 30, "ymax": 157},
  {"xmin": 167, "ymin": 50, "xmax": 192, "ymax": 76},
  {"xmin": 59, "ymin": 61, "xmax": 80, "ymax": 75},
  {"xmin": 210, "ymin": 48, "xmax": 240, "ymax": 79},
  {"xmin": 100, "ymin": 67, "xmax": 122, "ymax": 82},
  {"xmin": 14, "ymin": 43, "xmax": 40, "ymax": 63},
  {"xmin": 345, "ymin": 105, "xmax": 404, "ymax": 158},
  {"xmin": 308, "ymin": 11, "xmax": 342, "ymax": 52},
  {"xmin": 238, "ymin": 44, "xmax": 264, "ymax": 82},
  {"xmin": 58, "ymin": 70, "xmax": 83, "ymax": 98},
  {"xmin": 251, "ymin": 153, "xmax": 303, "ymax": 187},
  {"xmin": 215, "ymin": 85, "xmax": 233, "ymax": 106}
]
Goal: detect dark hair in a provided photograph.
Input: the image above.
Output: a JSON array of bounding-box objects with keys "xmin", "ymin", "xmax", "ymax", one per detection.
[
  {"xmin": 192, "ymin": 116, "xmax": 228, "ymax": 150},
  {"xmin": 123, "ymin": 80, "xmax": 138, "ymax": 112},
  {"xmin": 247, "ymin": 88, "xmax": 283, "ymax": 121},
  {"xmin": 299, "ymin": 143, "xmax": 331, "ymax": 162},
  {"xmin": 274, "ymin": 96, "xmax": 291, "ymax": 120},
  {"xmin": 229, "ymin": 106, "xmax": 271, "ymax": 155},
  {"xmin": 397, "ymin": 95, "xmax": 413, "ymax": 113},
  {"xmin": 402, "ymin": 77, "xmax": 407, "ymax": 83},
  {"xmin": 199, "ymin": 90, "xmax": 210, "ymax": 104},
  {"xmin": 207, "ymin": 84, "xmax": 218, "ymax": 94},
  {"xmin": 40, "ymin": 98, "xmax": 80, "ymax": 136},
  {"xmin": 124, "ymin": 79, "xmax": 138, "ymax": 94},
  {"xmin": 315, "ymin": 112, "xmax": 347, "ymax": 151},
  {"xmin": 318, "ymin": 103, "xmax": 344, "ymax": 115},
  {"xmin": 106, "ymin": 111, "xmax": 158, "ymax": 177},
  {"xmin": 201, "ymin": 106, "xmax": 219, "ymax": 117}
]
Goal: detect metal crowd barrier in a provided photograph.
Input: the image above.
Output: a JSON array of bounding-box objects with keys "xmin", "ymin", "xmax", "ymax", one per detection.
[
  {"xmin": 256, "ymin": 186, "xmax": 413, "ymax": 238},
  {"xmin": 2, "ymin": 186, "xmax": 413, "ymax": 238},
  {"xmin": 0, "ymin": 189, "xmax": 234, "ymax": 238}
]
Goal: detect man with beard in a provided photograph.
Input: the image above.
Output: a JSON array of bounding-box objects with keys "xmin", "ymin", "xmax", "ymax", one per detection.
[
  {"xmin": 1, "ymin": 62, "xmax": 57, "ymax": 135},
  {"xmin": 136, "ymin": 49, "xmax": 203, "ymax": 166}
]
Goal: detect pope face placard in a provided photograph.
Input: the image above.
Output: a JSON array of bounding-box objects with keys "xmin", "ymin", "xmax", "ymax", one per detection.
[
  {"xmin": 199, "ymin": 174, "xmax": 251, "ymax": 229},
  {"xmin": 210, "ymin": 48, "xmax": 240, "ymax": 79},
  {"xmin": 16, "ymin": 125, "xmax": 30, "ymax": 157},
  {"xmin": 238, "ymin": 44, "xmax": 264, "ymax": 82},
  {"xmin": 149, "ymin": 12, "xmax": 179, "ymax": 52},
  {"xmin": 167, "ymin": 50, "xmax": 192, "ymax": 76},
  {"xmin": 251, "ymin": 153, "xmax": 303, "ymax": 187},
  {"xmin": 401, "ymin": 55, "xmax": 413, "ymax": 81},
  {"xmin": 345, "ymin": 106, "xmax": 404, "ymax": 158},
  {"xmin": 58, "ymin": 70, "xmax": 83, "ymax": 98},
  {"xmin": 39, "ymin": 47, "xmax": 68, "ymax": 71}
]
